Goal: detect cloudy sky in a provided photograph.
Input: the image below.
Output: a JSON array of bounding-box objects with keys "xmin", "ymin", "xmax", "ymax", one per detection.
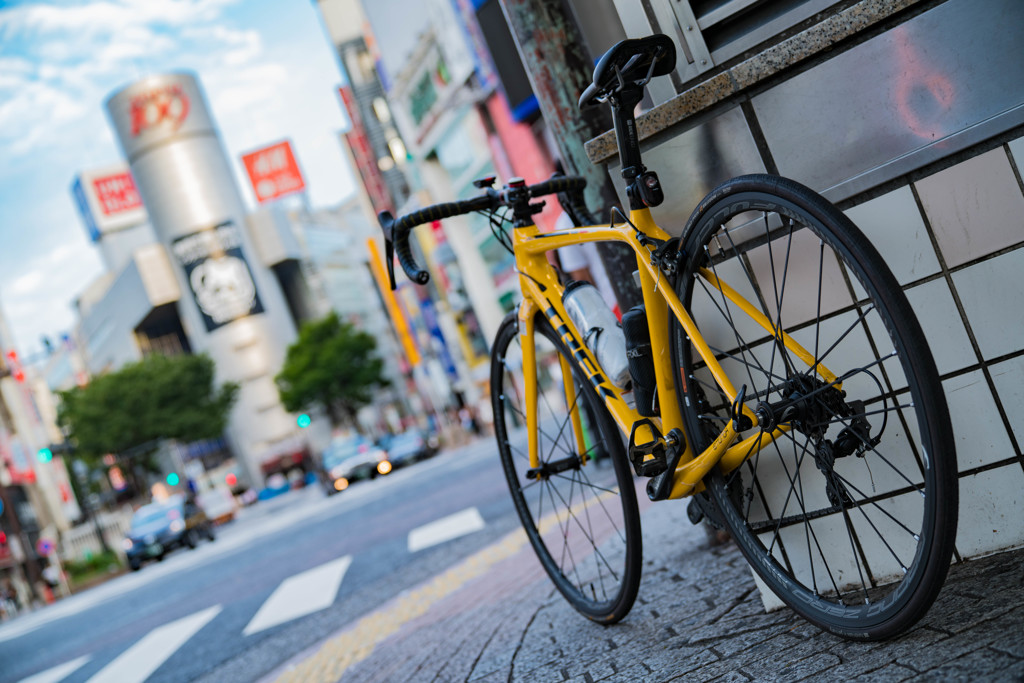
[{"xmin": 0, "ymin": 0, "xmax": 355, "ymax": 357}]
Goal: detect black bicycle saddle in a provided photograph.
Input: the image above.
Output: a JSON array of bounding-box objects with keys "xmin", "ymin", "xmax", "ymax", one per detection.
[{"xmin": 579, "ymin": 34, "xmax": 677, "ymax": 108}]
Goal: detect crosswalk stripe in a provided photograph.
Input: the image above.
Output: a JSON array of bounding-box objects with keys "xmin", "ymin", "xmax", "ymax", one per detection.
[
  {"xmin": 86, "ymin": 605, "xmax": 221, "ymax": 683},
  {"xmin": 17, "ymin": 655, "xmax": 91, "ymax": 683},
  {"xmin": 408, "ymin": 507, "xmax": 486, "ymax": 552},
  {"xmin": 243, "ymin": 555, "xmax": 352, "ymax": 636}
]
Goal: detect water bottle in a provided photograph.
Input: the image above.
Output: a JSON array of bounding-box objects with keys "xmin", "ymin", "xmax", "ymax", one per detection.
[{"xmin": 561, "ymin": 281, "xmax": 631, "ymax": 388}]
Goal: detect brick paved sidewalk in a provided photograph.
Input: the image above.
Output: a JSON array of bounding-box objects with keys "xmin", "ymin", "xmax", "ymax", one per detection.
[{"xmin": 267, "ymin": 499, "xmax": 1024, "ymax": 682}]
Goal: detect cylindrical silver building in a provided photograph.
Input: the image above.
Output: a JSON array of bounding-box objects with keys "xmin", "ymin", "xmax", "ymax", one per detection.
[{"xmin": 105, "ymin": 72, "xmax": 299, "ymax": 489}]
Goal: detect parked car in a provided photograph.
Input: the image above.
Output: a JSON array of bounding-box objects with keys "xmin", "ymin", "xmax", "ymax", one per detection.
[
  {"xmin": 377, "ymin": 429, "xmax": 438, "ymax": 469},
  {"xmin": 196, "ymin": 486, "xmax": 237, "ymax": 525},
  {"xmin": 320, "ymin": 434, "xmax": 390, "ymax": 494},
  {"xmin": 122, "ymin": 494, "xmax": 216, "ymax": 571}
]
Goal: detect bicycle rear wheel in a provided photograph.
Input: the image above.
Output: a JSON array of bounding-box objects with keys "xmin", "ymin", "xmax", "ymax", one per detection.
[
  {"xmin": 491, "ymin": 312, "xmax": 642, "ymax": 624},
  {"xmin": 672, "ymin": 175, "xmax": 957, "ymax": 640}
]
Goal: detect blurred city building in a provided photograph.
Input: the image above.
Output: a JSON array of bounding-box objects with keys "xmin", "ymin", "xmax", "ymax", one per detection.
[
  {"xmin": 314, "ymin": 0, "xmax": 626, "ymax": 421},
  {"xmin": 0, "ymin": 301, "xmax": 77, "ymax": 609},
  {"xmin": 60, "ymin": 88, "xmax": 431, "ymax": 513}
]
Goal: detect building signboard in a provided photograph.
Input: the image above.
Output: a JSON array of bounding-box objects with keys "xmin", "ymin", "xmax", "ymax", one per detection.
[
  {"xmin": 93, "ymin": 171, "xmax": 143, "ymax": 216},
  {"xmin": 171, "ymin": 222, "xmax": 265, "ymax": 332},
  {"xmin": 71, "ymin": 164, "xmax": 148, "ymax": 242},
  {"xmin": 241, "ymin": 140, "xmax": 306, "ymax": 204}
]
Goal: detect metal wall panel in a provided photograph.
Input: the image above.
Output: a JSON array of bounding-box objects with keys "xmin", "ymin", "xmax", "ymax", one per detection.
[
  {"xmin": 608, "ymin": 105, "xmax": 765, "ymax": 233},
  {"xmin": 752, "ymin": 0, "xmax": 1024, "ymax": 200}
]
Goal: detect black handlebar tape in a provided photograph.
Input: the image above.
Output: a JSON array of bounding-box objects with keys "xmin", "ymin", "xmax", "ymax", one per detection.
[
  {"xmin": 528, "ymin": 176, "xmax": 587, "ymax": 198},
  {"xmin": 396, "ymin": 198, "xmax": 482, "ymax": 232},
  {"xmin": 395, "ymin": 233, "xmax": 430, "ymax": 285},
  {"xmin": 384, "ymin": 194, "xmax": 497, "ymax": 286}
]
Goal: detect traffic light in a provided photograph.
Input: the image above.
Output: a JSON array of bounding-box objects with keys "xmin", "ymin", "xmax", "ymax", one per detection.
[
  {"xmin": 296, "ymin": 413, "xmax": 311, "ymax": 428},
  {"xmin": 166, "ymin": 472, "xmax": 180, "ymax": 486},
  {"xmin": 37, "ymin": 448, "xmax": 53, "ymax": 463},
  {"xmin": 225, "ymin": 473, "xmax": 237, "ymax": 487}
]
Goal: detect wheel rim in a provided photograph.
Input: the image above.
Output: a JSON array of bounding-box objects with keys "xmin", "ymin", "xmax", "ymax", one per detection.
[
  {"xmin": 492, "ymin": 316, "xmax": 639, "ymax": 618},
  {"xmin": 675, "ymin": 184, "xmax": 953, "ymax": 631}
]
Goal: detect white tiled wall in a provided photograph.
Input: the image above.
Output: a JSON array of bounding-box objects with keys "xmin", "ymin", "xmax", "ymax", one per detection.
[
  {"xmin": 955, "ymin": 466, "xmax": 1024, "ymax": 557},
  {"xmin": 903, "ymin": 280, "xmax": 974, "ymax": 375},
  {"xmin": 990, "ymin": 356, "xmax": 1024, "ymax": 447},
  {"xmin": 843, "ymin": 137, "xmax": 1024, "ymax": 563},
  {"xmin": 951, "ymin": 249, "xmax": 1024, "ymax": 360},
  {"xmin": 913, "ymin": 148, "xmax": 1024, "ymax": 268},
  {"xmin": 844, "ymin": 186, "xmax": 941, "ymax": 286},
  {"xmin": 942, "ymin": 370, "xmax": 1016, "ymax": 470}
]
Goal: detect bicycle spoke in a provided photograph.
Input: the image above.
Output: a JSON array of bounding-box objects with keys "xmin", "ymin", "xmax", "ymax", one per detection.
[{"xmin": 493, "ymin": 314, "xmax": 639, "ymax": 622}]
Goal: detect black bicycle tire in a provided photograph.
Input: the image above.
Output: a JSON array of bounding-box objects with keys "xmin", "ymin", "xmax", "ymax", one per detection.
[
  {"xmin": 491, "ymin": 311, "xmax": 643, "ymax": 624},
  {"xmin": 672, "ymin": 174, "xmax": 957, "ymax": 640}
]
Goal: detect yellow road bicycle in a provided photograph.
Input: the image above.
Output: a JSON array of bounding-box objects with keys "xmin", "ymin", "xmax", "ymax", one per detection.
[{"xmin": 378, "ymin": 34, "xmax": 956, "ymax": 641}]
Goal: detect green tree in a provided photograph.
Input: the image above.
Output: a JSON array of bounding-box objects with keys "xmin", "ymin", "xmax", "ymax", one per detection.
[
  {"xmin": 275, "ymin": 312, "xmax": 388, "ymax": 428},
  {"xmin": 57, "ymin": 353, "xmax": 239, "ymax": 472}
]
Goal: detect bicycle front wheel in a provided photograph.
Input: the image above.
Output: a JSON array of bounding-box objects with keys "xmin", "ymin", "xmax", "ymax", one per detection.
[
  {"xmin": 491, "ymin": 312, "xmax": 642, "ymax": 624},
  {"xmin": 672, "ymin": 175, "xmax": 957, "ymax": 640}
]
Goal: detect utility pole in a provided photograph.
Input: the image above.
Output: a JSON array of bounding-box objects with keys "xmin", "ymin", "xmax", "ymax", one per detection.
[{"xmin": 500, "ymin": 0, "xmax": 642, "ymax": 310}]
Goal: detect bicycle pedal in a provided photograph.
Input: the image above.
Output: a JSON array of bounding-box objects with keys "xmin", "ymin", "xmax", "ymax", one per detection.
[
  {"xmin": 686, "ymin": 499, "xmax": 705, "ymax": 525},
  {"xmin": 627, "ymin": 419, "xmax": 668, "ymax": 477}
]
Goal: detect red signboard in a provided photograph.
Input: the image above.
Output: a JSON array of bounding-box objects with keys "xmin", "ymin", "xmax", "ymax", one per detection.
[
  {"xmin": 130, "ymin": 83, "xmax": 190, "ymax": 137},
  {"xmin": 241, "ymin": 140, "xmax": 306, "ymax": 203},
  {"xmin": 92, "ymin": 172, "xmax": 142, "ymax": 216}
]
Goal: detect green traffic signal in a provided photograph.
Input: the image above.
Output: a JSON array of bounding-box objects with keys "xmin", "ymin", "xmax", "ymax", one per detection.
[
  {"xmin": 37, "ymin": 448, "xmax": 53, "ymax": 463},
  {"xmin": 297, "ymin": 414, "xmax": 311, "ymax": 428},
  {"xmin": 166, "ymin": 472, "xmax": 180, "ymax": 486}
]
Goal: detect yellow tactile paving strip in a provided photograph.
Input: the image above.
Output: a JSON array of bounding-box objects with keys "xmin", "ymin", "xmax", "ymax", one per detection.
[
  {"xmin": 273, "ymin": 491, "xmax": 619, "ymax": 683},
  {"xmin": 273, "ymin": 527, "xmax": 529, "ymax": 683}
]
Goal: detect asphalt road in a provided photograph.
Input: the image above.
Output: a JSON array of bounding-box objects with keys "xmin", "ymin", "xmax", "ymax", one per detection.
[{"xmin": 0, "ymin": 437, "xmax": 522, "ymax": 683}]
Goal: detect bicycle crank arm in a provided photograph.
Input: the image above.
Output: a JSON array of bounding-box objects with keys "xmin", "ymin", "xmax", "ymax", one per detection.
[{"xmin": 663, "ymin": 420, "xmax": 786, "ymax": 499}]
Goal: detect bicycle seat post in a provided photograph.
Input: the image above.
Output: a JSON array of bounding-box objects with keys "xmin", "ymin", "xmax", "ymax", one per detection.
[
  {"xmin": 610, "ymin": 85, "xmax": 644, "ymax": 189},
  {"xmin": 583, "ymin": 36, "xmax": 675, "ymax": 211},
  {"xmin": 609, "ymin": 86, "xmax": 664, "ymax": 211}
]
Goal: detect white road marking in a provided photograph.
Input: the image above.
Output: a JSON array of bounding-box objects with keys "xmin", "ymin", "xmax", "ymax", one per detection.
[
  {"xmin": 243, "ymin": 555, "xmax": 353, "ymax": 636},
  {"xmin": 17, "ymin": 655, "xmax": 90, "ymax": 683},
  {"xmin": 0, "ymin": 444, "xmax": 492, "ymax": 646},
  {"xmin": 85, "ymin": 605, "xmax": 221, "ymax": 683},
  {"xmin": 408, "ymin": 507, "xmax": 486, "ymax": 552}
]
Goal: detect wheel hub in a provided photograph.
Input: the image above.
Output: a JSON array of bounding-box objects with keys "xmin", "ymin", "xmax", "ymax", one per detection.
[
  {"xmin": 526, "ymin": 454, "xmax": 582, "ymax": 480},
  {"xmin": 755, "ymin": 373, "xmax": 844, "ymax": 438}
]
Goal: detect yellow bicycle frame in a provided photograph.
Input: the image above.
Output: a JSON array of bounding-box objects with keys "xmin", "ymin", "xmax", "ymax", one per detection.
[{"xmin": 512, "ymin": 206, "xmax": 836, "ymax": 499}]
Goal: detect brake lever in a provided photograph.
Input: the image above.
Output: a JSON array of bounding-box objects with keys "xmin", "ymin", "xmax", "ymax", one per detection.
[{"xmin": 377, "ymin": 210, "xmax": 399, "ymax": 290}]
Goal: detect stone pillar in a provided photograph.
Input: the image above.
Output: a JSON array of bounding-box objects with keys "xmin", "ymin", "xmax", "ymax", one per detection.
[{"xmin": 500, "ymin": 0, "xmax": 642, "ymax": 309}]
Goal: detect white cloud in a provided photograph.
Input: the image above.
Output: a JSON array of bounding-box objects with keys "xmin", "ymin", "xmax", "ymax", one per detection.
[
  {"xmin": 0, "ymin": 0, "xmax": 354, "ymax": 354},
  {"xmin": 8, "ymin": 270, "xmax": 45, "ymax": 297},
  {"xmin": 2, "ymin": 240, "xmax": 104, "ymax": 355},
  {"xmin": 0, "ymin": 0, "xmax": 240, "ymax": 39},
  {"xmin": 0, "ymin": 78, "xmax": 90, "ymax": 156}
]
